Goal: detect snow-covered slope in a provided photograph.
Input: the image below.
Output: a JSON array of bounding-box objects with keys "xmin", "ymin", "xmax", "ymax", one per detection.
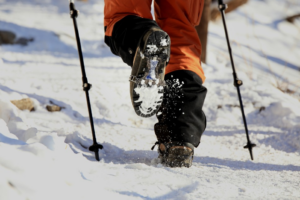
[{"xmin": 0, "ymin": 0, "xmax": 299, "ymax": 199}]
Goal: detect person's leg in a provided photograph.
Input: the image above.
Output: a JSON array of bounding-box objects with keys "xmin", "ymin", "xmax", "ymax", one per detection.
[
  {"xmin": 154, "ymin": 0, "xmax": 206, "ymax": 82},
  {"xmin": 104, "ymin": 0, "xmax": 153, "ymax": 36},
  {"xmin": 104, "ymin": 0, "xmax": 171, "ymax": 118},
  {"xmin": 153, "ymin": 0, "xmax": 207, "ymax": 167},
  {"xmin": 104, "ymin": 0, "xmax": 155, "ymax": 66}
]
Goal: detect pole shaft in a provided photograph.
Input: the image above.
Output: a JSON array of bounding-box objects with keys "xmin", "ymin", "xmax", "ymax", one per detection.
[
  {"xmin": 70, "ymin": 2, "xmax": 102, "ymax": 161},
  {"xmin": 218, "ymin": 0, "xmax": 255, "ymax": 160},
  {"xmin": 220, "ymin": 10, "xmax": 236, "ymax": 74},
  {"xmin": 219, "ymin": 10, "xmax": 250, "ymax": 141},
  {"xmin": 72, "ymin": 17, "xmax": 87, "ymax": 78},
  {"xmin": 236, "ymin": 86, "xmax": 251, "ymax": 142},
  {"xmin": 71, "ymin": 17, "xmax": 98, "ymax": 144}
]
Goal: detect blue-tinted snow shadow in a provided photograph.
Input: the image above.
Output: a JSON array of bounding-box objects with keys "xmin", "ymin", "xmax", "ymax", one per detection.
[
  {"xmin": 0, "ymin": 84, "xmax": 120, "ymax": 128},
  {"xmin": 208, "ymin": 33, "xmax": 299, "ymax": 88},
  {"xmin": 0, "ymin": 21, "xmax": 113, "ymax": 60},
  {"xmin": 234, "ymin": 10, "xmax": 292, "ymax": 33},
  {"xmin": 193, "ymin": 156, "xmax": 300, "ymax": 172},
  {"xmin": 82, "ymin": 145, "xmax": 300, "ymax": 172},
  {"xmin": 264, "ymin": 55, "xmax": 300, "ymax": 71},
  {"xmin": 205, "ymin": 127, "xmax": 275, "ymax": 137},
  {"xmin": 205, "ymin": 127, "xmax": 299, "ymax": 154},
  {"xmin": 209, "ymin": 13, "xmax": 300, "ymax": 87},
  {"xmin": 0, "ymin": 0, "xmax": 104, "ymax": 15},
  {"xmin": 71, "ymin": 138, "xmax": 300, "ymax": 172},
  {"xmin": 0, "ymin": 0, "xmax": 74, "ymax": 16},
  {"xmin": 0, "ymin": 133, "xmax": 26, "ymax": 146},
  {"xmin": 231, "ymin": 38, "xmax": 300, "ymax": 72},
  {"xmin": 71, "ymin": 140, "xmax": 158, "ymax": 165},
  {"xmin": 2, "ymin": 86, "xmax": 296, "ymax": 173},
  {"xmin": 257, "ymin": 131, "xmax": 300, "ymax": 153},
  {"xmin": 209, "ymin": 31, "xmax": 299, "ymax": 71},
  {"xmin": 64, "ymin": 119, "xmax": 300, "ymax": 172},
  {"xmin": 118, "ymin": 183, "xmax": 199, "ymax": 200}
]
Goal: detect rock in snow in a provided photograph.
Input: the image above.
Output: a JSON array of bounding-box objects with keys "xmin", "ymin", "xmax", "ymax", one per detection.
[
  {"xmin": 0, "ymin": 30, "xmax": 16, "ymax": 45},
  {"xmin": 10, "ymin": 98, "xmax": 35, "ymax": 111}
]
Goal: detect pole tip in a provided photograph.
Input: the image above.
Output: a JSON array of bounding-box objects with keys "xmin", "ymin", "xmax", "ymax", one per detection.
[{"xmin": 244, "ymin": 142, "xmax": 256, "ymax": 160}]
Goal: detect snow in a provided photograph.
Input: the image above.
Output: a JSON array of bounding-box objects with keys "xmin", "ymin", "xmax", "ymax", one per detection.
[
  {"xmin": 160, "ymin": 38, "xmax": 169, "ymax": 47},
  {"xmin": 135, "ymin": 55, "xmax": 163, "ymax": 116},
  {"xmin": 146, "ymin": 44, "xmax": 158, "ymax": 53},
  {"xmin": 148, "ymin": 59, "xmax": 159, "ymax": 81},
  {"xmin": 0, "ymin": 0, "xmax": 299, "ymax": 199},
  {"xmin": 134, "ymin": 83, "xmax": 163, "ymax": 115}
]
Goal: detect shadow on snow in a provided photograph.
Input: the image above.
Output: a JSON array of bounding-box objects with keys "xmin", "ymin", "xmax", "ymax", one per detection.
[{"xmin": 0, "ymin": 20, "xmax": 113, "ymax": 59}]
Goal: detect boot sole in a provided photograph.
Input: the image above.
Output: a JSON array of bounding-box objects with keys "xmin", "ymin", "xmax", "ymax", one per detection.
[{"xmin": 130, "ymin": 28, "xmax": 170, "ymax": 118}]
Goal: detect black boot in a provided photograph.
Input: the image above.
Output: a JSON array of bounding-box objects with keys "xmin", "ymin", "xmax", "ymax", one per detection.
[
  {"xmin": 153, "ymin": 70, "xmax": 207, "ymax": 167},
  {"xmin": 152, "ymin": 141, "xmax": 195, "ymax": 168}
]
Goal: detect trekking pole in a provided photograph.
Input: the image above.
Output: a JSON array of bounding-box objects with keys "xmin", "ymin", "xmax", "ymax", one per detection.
[
  {"xmin": 69, "ymin": 0, "xmax": 103, "ymax": 161},
  {"xmin": 218, "ymin": 0, "xmax": 256, "ymax": 160}
]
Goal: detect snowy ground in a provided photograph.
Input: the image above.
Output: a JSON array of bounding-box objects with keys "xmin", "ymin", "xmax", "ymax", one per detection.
[{"xmin": 0, "ymin": 0, "xmax": 299, "ymax": 199}]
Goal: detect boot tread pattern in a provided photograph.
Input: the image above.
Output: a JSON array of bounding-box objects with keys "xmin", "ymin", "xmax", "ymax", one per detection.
[{"xmin": 130, "ymin": 29, "xmax": 170, "ymax": 118}]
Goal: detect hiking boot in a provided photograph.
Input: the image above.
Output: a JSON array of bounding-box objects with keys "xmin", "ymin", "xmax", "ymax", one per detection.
[
  {"xmin": 129, "ymin": 28, "xmax": 170, "ymax": 118},
  {"xmin": 152, "ymin": 141, "xmax": 194, "ymax": 168}
]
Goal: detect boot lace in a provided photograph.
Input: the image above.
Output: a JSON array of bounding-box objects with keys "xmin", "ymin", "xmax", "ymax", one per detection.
[{"xmin": 151, "ymin": 141, "xmax": 160, "ymax": 150}]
